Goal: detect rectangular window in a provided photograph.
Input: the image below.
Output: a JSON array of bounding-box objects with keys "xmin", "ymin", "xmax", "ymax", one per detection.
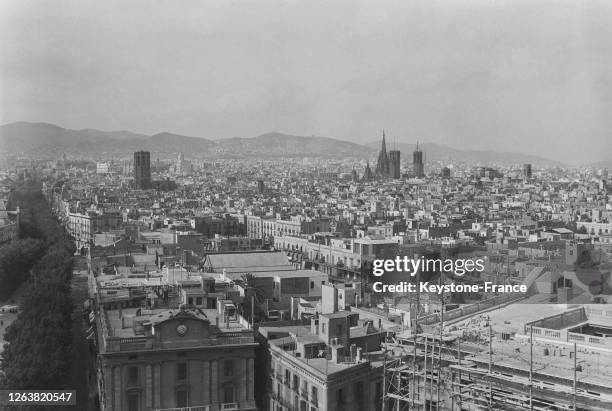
[
  {"xmin": 293, "ymin": 375, "xmax": 299, "ymax": 390},
  {"xmin": 355, "ymin": 381, "xmax": 363, "ymax": 399},
  {"xmin": 127, "ymin": 392, "xmax": 139, "ymax": 411},
  {"xmin": 196, "ymin": 297, "xmax": 203, "ymax": 306},
  {"xmin": 176, "ymin": 390, "xmax": 188, "ymax": 407},
  {"xmin": 224, "ymin": 360, "xmax": 234, "ymax": 377},
  {"xmin": 285, "ymin": 370, "xmax": 290, "ymax": 386},
  {"xmin": 337, "ymin": 388, "xmax": 345, "ymax": 404},
  {"xmin": 223, "ymin": 386, "xmax": 234, "ymax": 403},
  {"xmin": 128, "ymin": 366, "xmax": 139, "ymax": 385},
  {"xmin": 311, "ymin": 386, "xmax": 318, "ymax": 404},
  {"xmin": 177, "ymin": 363, "xmax": 187, "ymax": 380}
]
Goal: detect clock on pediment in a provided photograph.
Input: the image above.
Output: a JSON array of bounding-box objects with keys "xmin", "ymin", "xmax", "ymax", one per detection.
[{"xmin": 176, "ymin": 323, "xmax": 188, "ymax": 336}]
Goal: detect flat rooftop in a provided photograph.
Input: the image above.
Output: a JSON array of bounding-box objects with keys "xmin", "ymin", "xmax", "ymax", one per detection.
[
  {"xmin": 470, "ymin": 337, "xmax": 612, "ymax": 388},
  {"xmin": 105, "ymin": 306, "xmax": 246, "ymax": 338},
  {"xmin": 454, "ymin": 303, "xmax": 569, "ymax": 335},
  {"xmin": 270, "ymin": 343, "xmax": 385, "ymax": 377}
]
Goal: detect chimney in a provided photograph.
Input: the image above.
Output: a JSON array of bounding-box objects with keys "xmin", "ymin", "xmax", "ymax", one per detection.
[
  {"xmin": 311, "ymin": 317, "xmax": 319, "ymax": 335},
  {"xmin": 350, "ymin": 344, "xmax": 357, "ymax": 361},
  {"xmin": 331, "ymin": 345, "xmax": 343, "ymax": 364}
]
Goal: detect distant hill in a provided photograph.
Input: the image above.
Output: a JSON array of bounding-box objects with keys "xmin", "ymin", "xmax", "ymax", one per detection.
[
  {"xmin": 0, "ymin": 122, "xmax": 149, "ymax": 157},
  {"xmin": 213, "ymin": 133, "xmax": 372, "ymax": 157},
  {"xmin": 148, "ymin": 132, "xmax": 215, "ymax": 154},
  {"xmin": 586, "ymin": 160, "xmax": 612, "ymax": 169},
  {"xmin": 0, "ymin": 121, "xmax": 567, "ymax": 165},
  {"xmin": 0, "ymin": 122, "xmax": 371, "ymax": 159},
  {"xmin": 365, "ymin": 141, "xmax": 564, "ymax": 167}
]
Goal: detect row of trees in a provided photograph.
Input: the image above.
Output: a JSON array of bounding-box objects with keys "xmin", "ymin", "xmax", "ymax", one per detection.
[
  {"xmin": 0, "ymin": 239, "xmax": 45, "ymax": 301},
  {"xmin": 1, "ymin": 184, "xmax": 77, "ymax": 388}
]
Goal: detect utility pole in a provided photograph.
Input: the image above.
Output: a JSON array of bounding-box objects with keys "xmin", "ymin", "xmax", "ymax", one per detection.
[
  {"xmin": 437, "ymin": 297, "xmax": 444, "ymax": 410},
  {"xmin": 429, "ymin": 334, "xmax": 434, "ymax": 411},
  {"xmin": 382, "ymin": 349, "xmax": 387, "ymax": 411},
  {"xmin": 489, "ymin": 322, "xmax": 493, "ymax": 410},
  {"xmin": 457, "ymin": 338, "xmax": 461, "ymax": 409},
  {"xmin": 529, "ymin": 326, "xmax": 533, "ymax": 411},
  {"xmin": 573, "ymin": 342, "xmax": 577, "ymax": 410},
  {"xmin": 412, "ymin": 333, "xmax": 417, "ymax": 410},
  {"xmin": 424, "ymin": 336, "xmax": 428, "ymax": 409}
]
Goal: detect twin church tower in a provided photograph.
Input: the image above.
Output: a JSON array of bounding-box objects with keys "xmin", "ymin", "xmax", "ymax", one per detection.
[{"xmin": 371, "ymin": 131, "xmax": 424, "ymax": 179}]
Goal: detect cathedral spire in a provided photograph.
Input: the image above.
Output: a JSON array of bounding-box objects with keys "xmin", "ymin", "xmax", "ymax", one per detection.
[
  {"xmin": 376, "ymin": 130, "xmax": 390, "ymax": 177},
  {"xmin": 381, "ymin": 130, "xmax": 387, "ymax": 153}
]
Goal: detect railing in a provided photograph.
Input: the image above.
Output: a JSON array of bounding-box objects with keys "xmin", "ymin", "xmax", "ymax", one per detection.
[
  {"xmin": 420, "ymin": 293, "xmax": 524, "ymax": 325},
  {"xmin": 526, "ymin": 327, "xmax": 612, "ymax": 348},
  {"xmin": 104, "ymin": 332, "xmax": 255, "ymax": 352},
  {"xmin": 543, "ymin": 329, "xmax": 562, "ymax": 338},
  {"xmin": 568, "ymin": 333, "xmax": 585, "ymax": 343},
  {"xmin": 525, "ymin": 325, "xmax": 542, "ymax": 336},
  {"xmin": 589, "ymin": 336, "xmax": 603, "ymax": 344},
  {"xmin": 269, "ymin": 391, "xmax": 293, "ymax": 409},
  {"xmin": 157, "ymin": 403, "xmax": 251, "ymax": 411}
]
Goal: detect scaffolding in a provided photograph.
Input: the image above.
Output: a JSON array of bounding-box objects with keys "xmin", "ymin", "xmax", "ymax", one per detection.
[
  {"xmin": 381, "ymin": 319, "xmax": 600, "ymax": 410},
  {"xmin": 379, "ymin": 265, "xmax": 598, "ymax": 410}
]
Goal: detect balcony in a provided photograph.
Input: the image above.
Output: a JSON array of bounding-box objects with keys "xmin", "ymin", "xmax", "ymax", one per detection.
[
  {"xmin": 157, "ymin": 402, "xmax": 255, "ymax": 411},
  {"xmin": 300, "ymin": 389, "xmax": 309, "ymax": 400},
  {"xmin": 103, "ymin": 331, "xmax": 255, "ymax": 352},
  {"xmin": 268, "ymin": 390, "xmax": 292, "ymax": 410}
]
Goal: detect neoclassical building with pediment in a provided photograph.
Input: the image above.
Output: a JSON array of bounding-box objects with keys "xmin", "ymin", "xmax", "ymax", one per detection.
[{"xmin": 95, "ymin": 304, "xmax": 257, "ymax": 411}]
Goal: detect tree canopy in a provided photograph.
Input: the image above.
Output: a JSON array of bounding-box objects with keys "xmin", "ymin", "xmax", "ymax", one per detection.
[{"xmin": 1, "ymin": 183, "xmax": 76, "ymax": 390}]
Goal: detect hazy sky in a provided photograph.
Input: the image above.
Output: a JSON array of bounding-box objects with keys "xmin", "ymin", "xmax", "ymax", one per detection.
[{"xmin": 1, "ymin": 0, "xmax": 611, "ymax": 165}]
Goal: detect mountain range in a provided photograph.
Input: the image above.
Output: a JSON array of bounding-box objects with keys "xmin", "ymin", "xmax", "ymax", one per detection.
[
  {"xmin": 0, "ymin": 122, "xmax": 370, "ymax": 159},
  {"xmin": 0, "ymin": 121, "xmax": 566, "ymax": 166},
  {"xmin": 364, "ymin": 141, "xmax": 564, "ymax": 167}
]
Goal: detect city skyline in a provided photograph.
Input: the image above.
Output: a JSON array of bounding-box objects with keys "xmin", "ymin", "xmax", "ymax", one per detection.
[
  {"xmin": 2, "ymin": 2, "xmax": 612, "ymax": 411},
  {"xmin": 2, "ymin": 0, "xmax": 612, "ymax": 165}
]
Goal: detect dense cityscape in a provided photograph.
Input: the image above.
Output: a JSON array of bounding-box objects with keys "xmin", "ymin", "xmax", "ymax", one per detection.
[
  {"xmin": 1, "ymin": 128, "xmax": 611, "ymax": 410},
  {"xmin": 2, "ymin": 1, "xmax": 612, "ymax": 410}
]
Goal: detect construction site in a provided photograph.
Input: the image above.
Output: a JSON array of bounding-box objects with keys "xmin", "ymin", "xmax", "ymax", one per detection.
[{"xmin": 380, "ymin": 303, "xmax": 612, "ymax": 410}]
